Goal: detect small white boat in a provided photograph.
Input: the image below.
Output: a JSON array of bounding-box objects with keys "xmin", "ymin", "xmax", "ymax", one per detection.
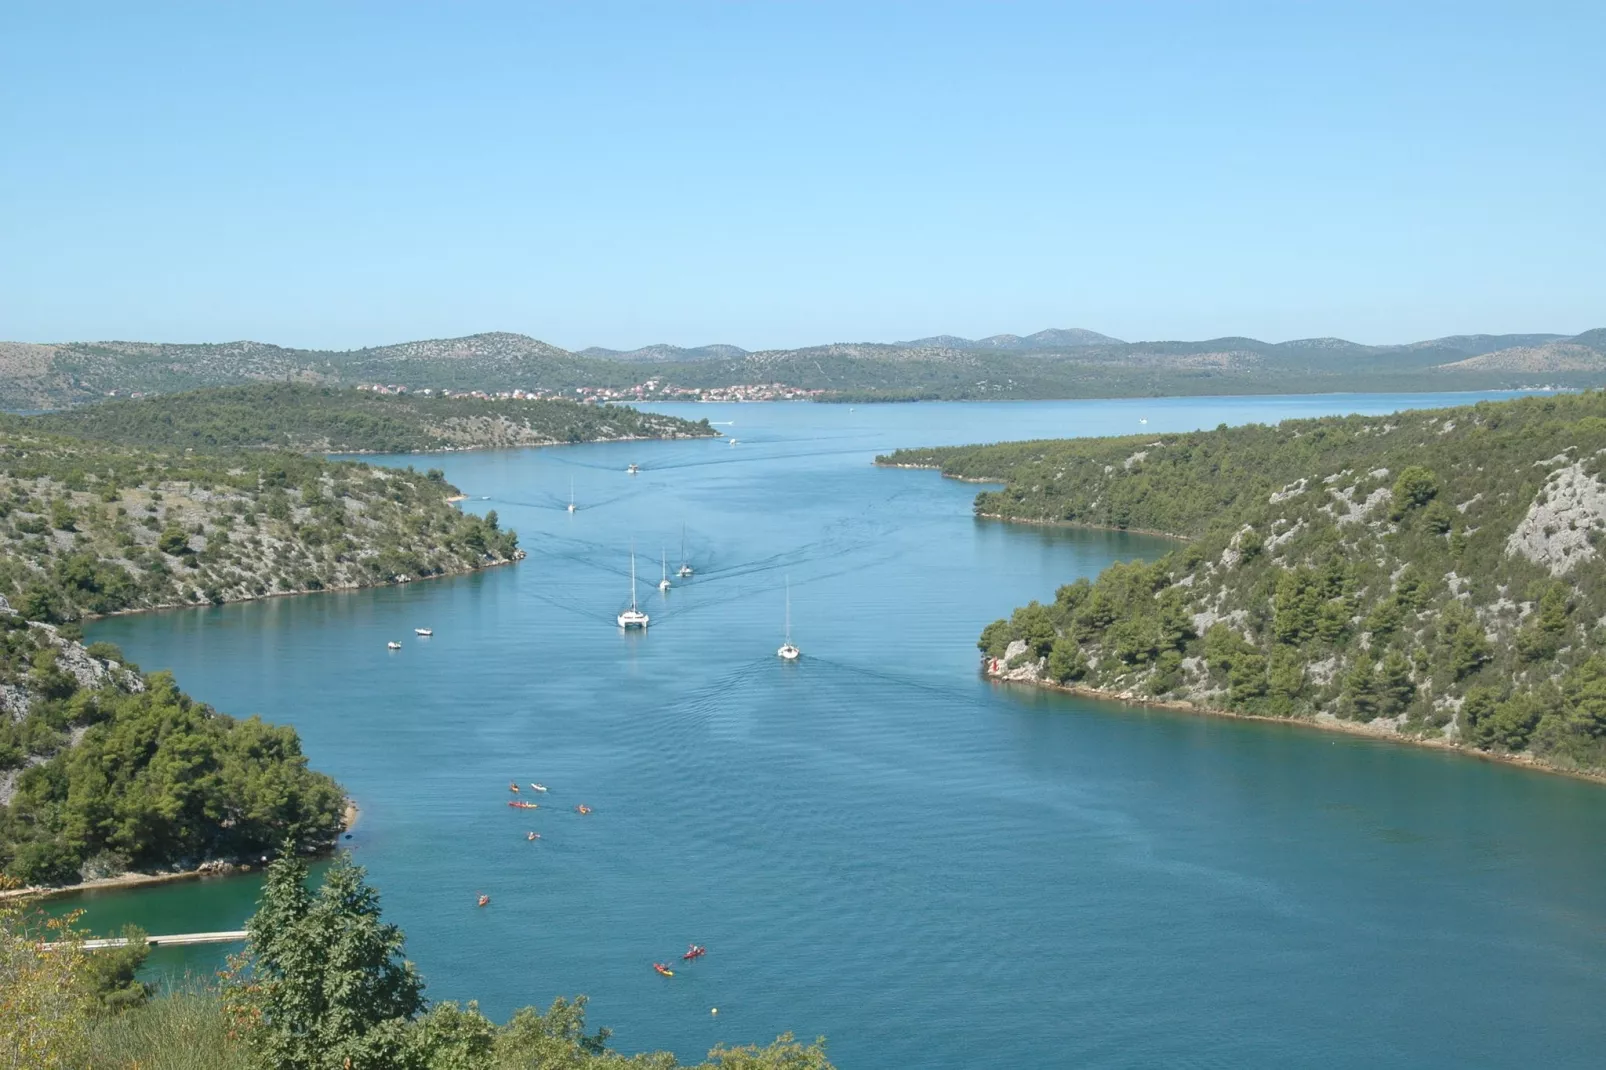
[
  {"xmin": 729, "ymin": 439, "xmax": 738, "ymax": 446},
  {"xmin": 617, "ymin": 545, "xmax": 650, "ymax": 629},
  {"xmin": 627, "ymin": 463, "xmax": 639, "ymax": 474},
  {"xmin": 387, "ymin": 641, "xmax": 402, "ymax": 650},
  {"xmin": 415, "ymin": 628, "xmax": 433, "ymax": 636},
  {"xmin": 676, "ymin": 525, "xmax": 694, "ymax": 577},
  {"xmin": 777, "ymin": 576, "xmax": 800, "ymax": 661},
  {"xmin": 658, "ymin": 550, "xmax": 672, "ymax": 592},
  {"xmin": 529, "ymin": 783, "xmax": 548, "ymax": 793}
]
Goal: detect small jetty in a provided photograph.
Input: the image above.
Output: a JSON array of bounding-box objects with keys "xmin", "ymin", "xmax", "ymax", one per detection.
[{"xmin": 46, "ymin": 930, "xmax": 248, "ymax": 952}]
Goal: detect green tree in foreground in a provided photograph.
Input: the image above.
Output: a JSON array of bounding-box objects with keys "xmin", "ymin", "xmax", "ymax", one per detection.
[
  {"xmin": 224, "ymin": 849, "xmax": 835, "ymax": 1070},
  {"xmin": 227, "ymin": 849, "xmax": 423, "ymax": 1070}
]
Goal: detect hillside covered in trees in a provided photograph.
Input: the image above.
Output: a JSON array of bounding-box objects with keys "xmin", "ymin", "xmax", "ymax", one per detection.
[
  {"xmin": 24, "ymin": 383, "xmax": 716, "ymax": 453},
  {"xmin": 0, "ymin": 426, "xmax": 519, "ymax": 622},
  {"xmin": 3, "ymin": 326, "xmax": 1603, "ymax": 408},
  {"xmin": 0, "ymin": 609, "xmax": 344, "ymax": 886},
  {"xmin": 885, "ymin": 391, "xmax": 1606, "ymax": 775}
]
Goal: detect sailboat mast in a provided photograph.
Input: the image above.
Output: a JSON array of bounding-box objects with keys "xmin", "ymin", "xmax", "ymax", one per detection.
[
  {"xmin": 785, "ymin": 576, "xmax": 792, "ymax": 643},
  {"xmin": 630, "ymin": 545, "xmax": 638, "ymax": 610}
]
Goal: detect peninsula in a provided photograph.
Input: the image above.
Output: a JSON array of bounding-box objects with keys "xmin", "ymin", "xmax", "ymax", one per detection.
[
  {"xmin": 0, "ymin": 603, "xmax": 345, "ymax": 886},
  {"xmin": 882, "ymin": 390, "xmax": 1606, "ymax": 778},
  {"xmin": 20, "ymin": 382, "xmax": 717, "ymax": 453}
]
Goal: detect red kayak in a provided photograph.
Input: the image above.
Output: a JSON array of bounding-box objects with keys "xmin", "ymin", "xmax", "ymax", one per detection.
[
  {"xmin": 682, "ymin": 945, "xmax": 707, "ymax": 961},
  {"xmin": 507, "ymin": 800, "xmax": 539, "ymax": 810}
]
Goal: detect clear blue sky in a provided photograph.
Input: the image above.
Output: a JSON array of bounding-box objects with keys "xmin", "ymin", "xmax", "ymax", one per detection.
[{"xmin": 2, "ymin": 2, "xmax": 1601, "ymax": 350}]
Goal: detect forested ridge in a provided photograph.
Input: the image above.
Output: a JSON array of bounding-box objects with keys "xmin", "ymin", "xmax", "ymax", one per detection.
[
  {"xmin": 0, "ymin": 425, "xmax": 519, "ymax": 623},
  {"xmin": 24, "ymin": 383, "xmax": 715, "ymax": 453},
  {"xmin": 4, "ymin": 326, "xmax": 1603, "ymax": 408},
  {"xmin": 887, "ymin": 391, "xmax": 1606, "ymax": 775}
]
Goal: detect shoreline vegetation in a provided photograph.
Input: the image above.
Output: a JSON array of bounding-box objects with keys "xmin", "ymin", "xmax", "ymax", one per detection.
[
  {"xmin": 987, "ymin": 672, "xmax": 1606, "ymax": 787},
  {"xmin": 0, "ymin": 797, "xmax": 362, "ymax": 903},
  {"xmin": 888, "ymin": 390, "xmax": 1606, "ymax": 783}
]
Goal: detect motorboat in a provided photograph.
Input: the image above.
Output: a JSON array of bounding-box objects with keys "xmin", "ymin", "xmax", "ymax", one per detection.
[
  {"xmin": 387, "ymin": 641, "xmax": 402, "ymax": 650},
  {"xmin": 415, "ymin": 628, "xmax": 433, "ymax": 636}
]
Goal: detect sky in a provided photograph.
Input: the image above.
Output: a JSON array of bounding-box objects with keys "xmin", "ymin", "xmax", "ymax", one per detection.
[{"xmin": 1, "ymin": 1, "xmax": 1602, "ymax": 351}]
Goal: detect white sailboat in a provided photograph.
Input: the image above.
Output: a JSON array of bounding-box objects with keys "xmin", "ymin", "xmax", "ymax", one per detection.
[
  {"xmin": 658, "ymin": 549, "xmax": 672, "ymax": 592},
  {"xmin": 567, "ymin": 478, "xmax": 576, "ymax": 513},
  {"xmin": 676, "ymin": 525, "xmax": 694, "ymax": 578},
  {"xmin": 617, "ymin": 546, "xmax": 650, "ymax": 629},
  {"xmin": 777, "ymin": 576, "xmax": 800, "ymax": 661}
]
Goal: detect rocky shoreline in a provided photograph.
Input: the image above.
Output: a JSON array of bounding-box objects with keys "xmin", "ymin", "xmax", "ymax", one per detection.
[{"xmin": 983, "ymin": 646, "xmax": 1606, "ymax": 788}]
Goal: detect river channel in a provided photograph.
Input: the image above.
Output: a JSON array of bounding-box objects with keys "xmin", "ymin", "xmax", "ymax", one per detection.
[{"xmin": 74, "ymin": 393, "xmax": 1606, "ymax": 1068}]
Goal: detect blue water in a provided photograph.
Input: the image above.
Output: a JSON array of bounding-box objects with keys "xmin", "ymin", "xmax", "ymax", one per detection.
[{"xmin": 77, "ymin": 392, "xmax": 1606, "ymax": 1068}]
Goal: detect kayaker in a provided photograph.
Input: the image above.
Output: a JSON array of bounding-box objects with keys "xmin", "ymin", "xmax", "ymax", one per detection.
[
  {"xmin": 527, "ymin": 831, "xmax": 539, "ymax": 841},
  {"xmin": 477, "ymin": 894, "xmax": 490, "ymax": 907}
]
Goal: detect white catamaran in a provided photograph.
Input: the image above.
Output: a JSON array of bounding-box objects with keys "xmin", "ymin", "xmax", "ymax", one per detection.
[
  {"xmin": 617, "ymin": 546, "xmax": 649, "ymax": 629},
  {"xmin": 777, "ymin": 576, "xmax": 800, "ymax": 660}
]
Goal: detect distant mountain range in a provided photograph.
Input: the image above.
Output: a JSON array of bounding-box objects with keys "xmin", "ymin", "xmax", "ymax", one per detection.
[{"xmin": 1, "ymin": 327, "xmax": 1602, "ymax": 410}]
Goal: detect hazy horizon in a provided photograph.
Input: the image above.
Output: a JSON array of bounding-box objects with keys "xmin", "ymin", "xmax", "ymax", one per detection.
[{"xmin": 2, "ymin": 2, "xmax": 1601, "ymax": 350}]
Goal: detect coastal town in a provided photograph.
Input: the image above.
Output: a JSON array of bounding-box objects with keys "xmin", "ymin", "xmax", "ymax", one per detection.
[{"xmin": 355, "ymin": 379, "xmax": 826, "ymax": 403}]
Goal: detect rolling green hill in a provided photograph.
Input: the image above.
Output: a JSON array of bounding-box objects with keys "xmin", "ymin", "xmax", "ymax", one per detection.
[
  {"xmin": 3, "ymin": 327, "xmax": 1602, "ymax": 409},
  {"xmin": 884, "ymin": 391, "xmax": 1606, "ymax": 776}
]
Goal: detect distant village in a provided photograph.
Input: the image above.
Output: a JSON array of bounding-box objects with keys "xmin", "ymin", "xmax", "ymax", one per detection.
[{"xmin": 355, "ymin": 379, "xmax": 825, "ymax": 403}]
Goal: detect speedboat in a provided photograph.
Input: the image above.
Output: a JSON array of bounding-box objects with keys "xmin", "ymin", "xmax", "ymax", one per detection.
[
  {"xmin": 387, "ymin": 641, "xmax": 402, "ymax": 650},
  {"xmin": 653, "ymin": 963, "xmax": 674, "ymax": 977},
  {"xmin": 415, "ymin": 628, "xmax": 433, "ymax": 636}
]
